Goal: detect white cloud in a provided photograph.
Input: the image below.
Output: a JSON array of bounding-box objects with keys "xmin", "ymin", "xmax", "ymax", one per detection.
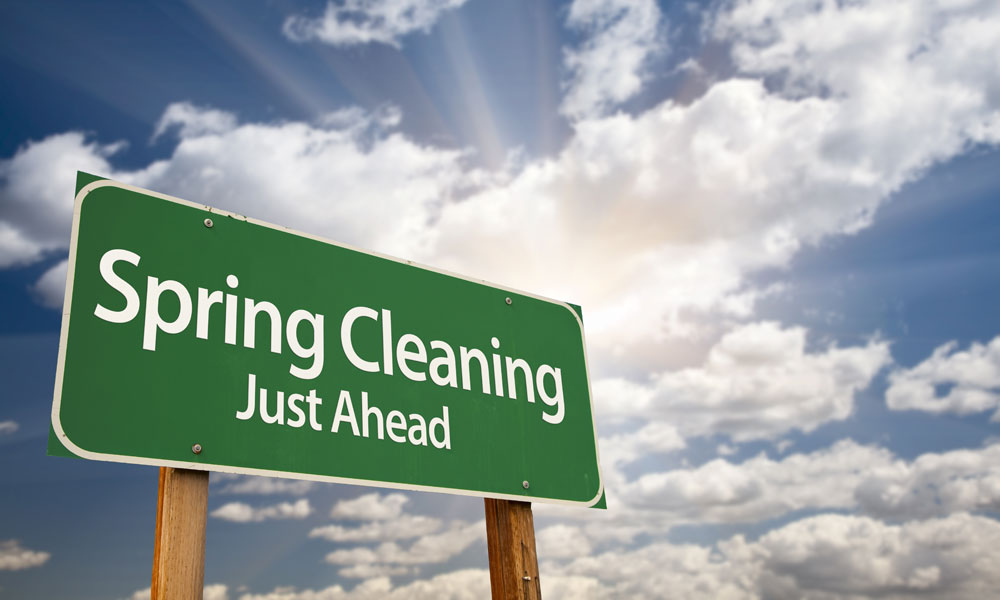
[
  {"xmin": 748, "ymin": 513, "xmax": 1000, "ymax": 599},
  {"xmin": 717, "ymin": 443, "xmax": 737, "ymax": 456},
  {"xmin": 542, "ymin": 440, "xmax": 1000, "ymax": 542},
  {"xmin": 309, "ymin": 514, "xmax": 442, "ymax": 542},
  {"xmin": 126, "ymin": 584, "xmax": 229, "ymax": 600},
  {"xmin": 715, "ymin": 0, "xmax": 1000, "ymax": 176},
  {"xmin": 237, "ymin": 569, "xmax": 489, "ymax": 600},
  {"xmin": 560, "ymin": 0, "xmax": 664, "ymax": 120},
  {"xmin": 855, "ymin": 443, "xmax": 1000, "ymax": 520},
  {"xmin": 596, "ymin": 421, "xmax": 685, "ymax": 492},
  {"xmin": 886, "ymin": 336, "xmax": 1000, "ymax": 419},
  {"xmin": 0, "ymin": 102, "xmax": 474, "ymax": 281},
  {"xmin": 537, "ymin": 524, "xmax": 593, "ymax": 560},
  {"xmin": 0, "ymin": 133, "xmax": 121, "ymax": 268},
  {"xmin": 329, "ymin": 492, "xmax": 410, "ymax": 521},
  {"xmin": 152, "ymin": 101, "xmax": 238, "ymax": 141},
  {"xmin": 600, "ymin": 421, "xmax": 685, "ymax": 468},
  {"xmin": 418, "ymin": 72, "xmax": 908, "ymax": 367},
  {"xmin": 323, "ymin": 520, "xmax": 484, "ymax": 568},
  {"xmin": 0, "ymin": 539, "xmax": 49, "ymax": 571},
  {"xmin": 210, "ymin": 499, "xmax": 312, "ymax": 522},
  {"xmin": 313, "ymin": 494, "xmax": 481, "ymax": 578},
  {"xmin": 129, "ymin": 103, "xmax": 475, "ymax": 261},
  {"xmin": 0, "ymin": 420, "xmax": 18, "ymax": 435},
  {"xmin": 547, "ymin": 537, "xmax": 754, "ymax": 599},
  {"xmin": 283, "ymin": 0, "xmax": 468, "ymax": 48},
  {"xmin": 545, "ymin": 513, "xmax": 1000, "ymax": 600},
  {"xmin": 231, "ymin": 512, "xmax": 1000, "ymax": 599},
  {"xmin": 597, "ymin": 322, "xmax": 890, "ymax": 442},
  {"xmin": 619, "ymin": 439, "xmax": 894, "ymax": 524},
  {"xmin": 417, "ymin": 0, "xmax": 1000, "ymax": 372},
  {"xmin": 214, "ymin": 475, "xmax": 316, "ymax": 496},
  {"xmin": 335, "ymin": 564, "xmax": 415, "ymax": 579},
  {"xmin": 30, "ymin": 259, "xmax": 67, "ymax": 309}
]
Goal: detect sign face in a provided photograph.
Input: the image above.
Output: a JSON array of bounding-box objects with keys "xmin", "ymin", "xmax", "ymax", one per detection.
[{"xmin": 50, "ymin": 175, "xmax": 603, "ymax": 507}]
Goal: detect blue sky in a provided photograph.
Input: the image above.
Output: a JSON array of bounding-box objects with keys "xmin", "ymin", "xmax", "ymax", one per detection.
[{"xmin": 2, "ymin": 0, "xmax": 1000, "ymax": 598}]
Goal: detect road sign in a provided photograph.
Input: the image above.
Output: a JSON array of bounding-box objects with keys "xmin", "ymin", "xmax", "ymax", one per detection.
[{"xmin": 50, "ymin": 173, "xmax": 604, "ymax": 507}]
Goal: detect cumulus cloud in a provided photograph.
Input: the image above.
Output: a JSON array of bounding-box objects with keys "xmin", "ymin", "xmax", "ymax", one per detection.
[
  {"xmin": 238, "ymin": 569, "xmax": 489, "ymax": 600},
  {"xmin": 0, "ymin": 539, "xmax": 50, "ymax": 570},
  {"xmin": 717, "ymin": 443, "xmax": 737, "ymax": 456},
  {"xmin": 544, "ymin": 513, "xmax": 1000, "ymax": 600},
  {"xmin": 222, "ymin": 512, "xmax": 1000, "ymax": 599},
  {"xmin": 618, "ymin": 439, "xmax": 893, "ymax": 524},
  {"xmin": 545, "ymin": 537, "xmax": 754, "ymax": 599},
  {"xmin": 560, "ymin": 0, "xmax": 664, "ymax": 120},
  {"xmin": 886, "ymin": 336, "xmax": 1000, "ymax": 419},
  {"xmin": 126, "ymin": 584, "xmax": 229, "ymax": 600},
  {"xmin": 152, "ymin": 102, "xmax": 238, "ymax": 141},
  {"xmin": 599, "ymin": 421, "xmax": 685, "ymax": 468},
  {"xmin": 335, "ymin": 564, "xmax": 415, "ymax": 579},
  {"xmin": 309, "ymin": 514, "xmax": 442, "ymax": 542},
  {"xmin": 543, "ymin": 440, "xmax": 1000, "ymax": 543},
  {"xmin": 0, "ymin": 133, "xmax": 121, "ymax": 268},
  {"xmin": 329, "ymin": 492, "xmax": 410, "ymax": 521},
  {"xmin": 597, "ymin": 322, "xmax": 890, "ymax": 442},
  {"xmin": 0, "ymin": 102, "xmax": 474, "ymax": 279},
  {"xmin": 283, "ymin": 0, "xmax": 468, "ymax": 48},
  {"xmin": 210, "ymin": 499, "xmax": 312, "ymax": 522},
  {"xmin": 30, "ymin": 259, "xmax": 67, "ymax": 309},
  {"xmin": 536, "ymin": 524, "xmax": 593, "ymax": 560},
  {"xmin": 213, "ymin": 475, "xmax": 316, "ymax": 496},
  {"xmin": 0, "ymin": 420, "xmax": 18, "ymax": 435},
  {"xmin": 716, "ymin": 0, "xmax": 1000, "ymax": 158},
  {"xmin": 311, "ymin": 493, "xmax": 482, "ymax": 579},
  {"xmin": 747, "ymin": 513, "xmax": 1000, "ymax": 599},
  {"xmin": 131, "ymin": 103, "xmax": 475, "ymax": 261},
  {"xmin": 323, "ymin": 520, "xmax": 484, "ymax": 569},
  {"xmin": 412, "ymin": 0, "xmax": 1000, "ymax": 373},
  {"xmin": 855, "ymin": 443, "xmax": 1000, "ymax": 519}
]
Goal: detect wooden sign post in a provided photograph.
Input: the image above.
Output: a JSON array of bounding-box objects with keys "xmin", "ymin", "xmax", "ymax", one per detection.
[
  {"xmin": 485, "ymin": 498, "xmax": 542, "ymax": 600},
  {"xmin": 151, "ymin": 467, "xmax": 210, "ymax": 600}
]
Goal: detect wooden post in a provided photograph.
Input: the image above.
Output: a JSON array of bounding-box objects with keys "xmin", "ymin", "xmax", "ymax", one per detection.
[
  {"xmin": 151, "ymin": 467, "xmax": 210, "ymax": 600},
  {"xmin": 484, "ymin": 498, "xmax": 542, "ymax": 600}
]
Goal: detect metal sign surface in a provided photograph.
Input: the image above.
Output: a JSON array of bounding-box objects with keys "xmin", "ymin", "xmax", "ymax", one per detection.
[{"xmin": 50, "ymin": 174, "xmax": 604, "ymax": 507}]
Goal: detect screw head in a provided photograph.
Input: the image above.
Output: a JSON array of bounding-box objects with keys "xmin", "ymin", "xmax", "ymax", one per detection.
[
  {"xmin": 192, "ymin": 444, "xmax": 203, "ymax": 455},
  {"xmin": 204, "ymin": 218, "xmax": 214, "ymax": 228},
  {"xmin": 505, "ymin": 297, "xmax": 512, "ymax": 305},
  {"xmin": 522, "ymin": 480, "xmax": 530, "ymax": 489}
]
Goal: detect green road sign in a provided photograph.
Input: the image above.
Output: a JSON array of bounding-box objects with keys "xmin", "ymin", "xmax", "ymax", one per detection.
[{"xmin": 50, "ymin": 174, "xmax": 604, "ymax": 507}]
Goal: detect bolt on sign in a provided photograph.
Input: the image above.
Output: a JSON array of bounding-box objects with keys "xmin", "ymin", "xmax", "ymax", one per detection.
[{"xmin": 50, "ymin": 173, "xmax": 604, "ymax": 507}]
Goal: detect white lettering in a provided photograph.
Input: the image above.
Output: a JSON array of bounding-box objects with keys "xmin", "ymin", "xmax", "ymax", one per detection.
[
  {"xmin": 341, "ymin": 306, "xmax": 379, "ymax": 372},
  {"xmin": 94, "ymin": 249, "xmax": 141, "ymax": 324},
  {"xmin": 537, "ymin": 365, "xmax": 565, "ymax": 424},
  {"xmin": 142, "ymin": 277, "xmax": 192, "ymax": 351},
  {"xmin": 287, "ymin": 309, "xmax": 323, "ymax": 379},
  {"xmin": 430, "ymin": 406, "xmax": 451, "ymax": 449},
  {"xmin": 396, "ymin": 333, "xmax": 427, "ymax": 382},
  {"xmin": 331, "ymin": 390, "xmax": 359, "ymax": 436}
]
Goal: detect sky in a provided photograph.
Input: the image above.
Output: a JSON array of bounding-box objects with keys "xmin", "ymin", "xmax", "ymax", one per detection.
[{"xmin": 2, "ymin": 0, "xmax": 1000, "ymax": 598}]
